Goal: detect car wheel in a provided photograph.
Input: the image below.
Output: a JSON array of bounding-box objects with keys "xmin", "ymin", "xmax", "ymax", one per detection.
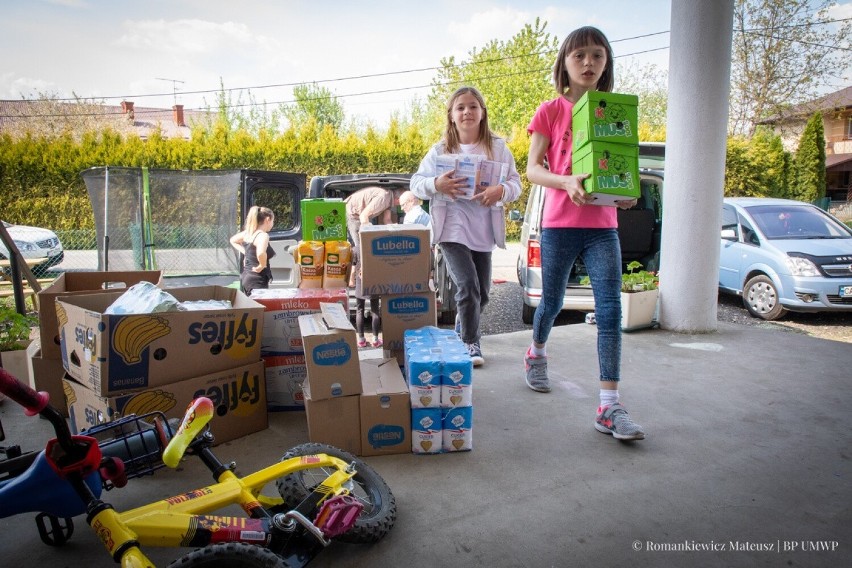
[
  {"xmin": 743, "ymin": 274, "xmax": 787, "ymax": 321},
  {"xmin": 521, "ymin": 301, "xmax": 535, "ymax": 325}
]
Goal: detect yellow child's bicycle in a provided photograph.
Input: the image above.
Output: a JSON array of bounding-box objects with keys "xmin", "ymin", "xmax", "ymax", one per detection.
[{"xmin": 0, "ymin": 368, "xmax": 396, "ymax": 567}]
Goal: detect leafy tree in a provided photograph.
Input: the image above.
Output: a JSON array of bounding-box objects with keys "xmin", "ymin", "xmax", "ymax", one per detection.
[
  {"xmin": 200, "ymin": 79, "xmax": 283, "ymax": 136},
  {"xmin": 616, "ymin": 63, "xmax": 668, "ymax": 141},
  {"xmin": 281, "ymin": 83, "xmax": 345, "ymax": 133},
  {"xmin": 730, "ymin": 0, "xmax": 851, "ymax": 136},
  {"xmin": 724, "ymin": 129, "xmax": 791, "ymax": 197},
  {"xmin": 793, "ymin": 112, "xmax": 826, "ymax": 202}
]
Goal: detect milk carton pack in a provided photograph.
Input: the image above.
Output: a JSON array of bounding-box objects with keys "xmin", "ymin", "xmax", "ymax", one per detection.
[
  {"xmin": 262, "ymin": 353, "xmax": 307, "ymax": 411},
  {"xmin": 434, "ymin": 154, "xmax": 508, "ymax": 201},
  {"xmin": 251, "ymin": 287, "xmax": 347, "ymax": 356},
  {"xmin": 411, "ymin": 407, "xmax": 442, "ymax": 454},
  {"xmin": 442, "ymin": 406, "xmax": 473, "ymax": 452}
]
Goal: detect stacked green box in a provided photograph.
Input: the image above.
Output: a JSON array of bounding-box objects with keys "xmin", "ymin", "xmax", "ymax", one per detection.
[
  {"xmin": 301, "ymin": 198, "xmax": 347, "ymax": 241},
  {"xmin": 571, "ymin": 91, "xmax": 640, "ymax": 204}
]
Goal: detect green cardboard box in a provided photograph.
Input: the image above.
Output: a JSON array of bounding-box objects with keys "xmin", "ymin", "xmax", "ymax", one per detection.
[
  {"xmin": 301, "ymin": 198, "xmax": 347, "ymax": 242},
  {"xmin": 572, "ymin": 141, "xmax": 641, "ymax": 205},
  {"xmin": 572, "ymin": 91, "xmax": 639, "ymax": 151}
]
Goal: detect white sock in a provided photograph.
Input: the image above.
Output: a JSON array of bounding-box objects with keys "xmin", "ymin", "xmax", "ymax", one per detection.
[
  {"xmin": 600, "ymin": 389, "xmax": 619, "ymax": 409},
  {"xmin": 529, "ymin": 343, "xmax": 546, "ymax": 358}
]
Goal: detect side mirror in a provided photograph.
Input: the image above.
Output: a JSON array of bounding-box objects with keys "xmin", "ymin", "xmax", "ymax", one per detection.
[
  {"xmin": 720, "ymin": 228, "xmax": 737, "ymax": 241},
  {"xmin": 508, "ymin": 209, "xmax": 523, "ymax": 222}
]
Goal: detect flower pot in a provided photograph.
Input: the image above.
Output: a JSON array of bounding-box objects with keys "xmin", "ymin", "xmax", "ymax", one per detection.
[
  {"xmin": 0, "ymin": 342, "xmax": 32, "ymax": 394},
  {"xmin": 621, "ymin": 289, "xmax": 658, "ymax": 331}
]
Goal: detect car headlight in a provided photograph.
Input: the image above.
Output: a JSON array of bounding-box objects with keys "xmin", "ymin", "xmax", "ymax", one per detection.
[
  {"xmin": 785, "ymin": 256, "xmax": 820, "ymax": 277},
  {"xmin": 13, "ymin": 240, "xmax": 37, "ymax": 252}
]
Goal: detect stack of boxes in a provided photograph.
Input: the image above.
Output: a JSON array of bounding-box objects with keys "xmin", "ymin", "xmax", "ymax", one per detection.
[
  {"xmin": 571, "ymin": 91, "xmax": 641, "ymax": 205},
  {"xmin": 297, "ymin": 199, "xmax": 351, "ymax": 290},
  {"xmin": 405, "ymin": 327, "xmax": 473, "ymax": 454},
  {"xmin": 55, "ymin": 283, "xmax": 269, "ymax": 444},
  {"xmin": 358, "ymin": 223, "xmax": 435, "ymax": 363}
]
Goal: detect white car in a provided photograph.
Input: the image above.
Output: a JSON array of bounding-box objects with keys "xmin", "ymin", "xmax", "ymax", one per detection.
[{"xmin": 0, "ymin": 221, "xmax": 64, "ymax": 275}]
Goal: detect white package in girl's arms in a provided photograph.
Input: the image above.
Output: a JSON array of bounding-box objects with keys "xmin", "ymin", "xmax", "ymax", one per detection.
[{"xmin": 434, "ymin": 154, "xmax": 482, "ymax": 200}]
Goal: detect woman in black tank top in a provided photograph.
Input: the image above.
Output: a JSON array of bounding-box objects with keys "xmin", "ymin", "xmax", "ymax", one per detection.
[{"xmin": 230, "ymin": 206, "xmax": 275, "ymax": 295}]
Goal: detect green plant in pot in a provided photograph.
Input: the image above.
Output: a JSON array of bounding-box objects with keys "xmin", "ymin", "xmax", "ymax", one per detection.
[
  {"xmin": 579, "ymin": 261, "xmax": 659, "ymax": 292},
  {"xmin": 580, "ymin": 261, "xmax": 659, "ymax": 331},
  {"xmin": 0, "ymin": 307, "xmax": 37, "ymax": 394}
]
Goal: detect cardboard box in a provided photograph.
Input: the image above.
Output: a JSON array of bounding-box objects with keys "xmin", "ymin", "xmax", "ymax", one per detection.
[
  {"xmin": 57, "ymin": 285, "xmax": 264, "ymax": 395},
  {"xmin": 301, "ymin": 198, "xmax": 347, "ymax": 242},
  {"xmin": 298, "ymin": 303, "xmax": 362, "ymax": 401},
  {"xmin": 303, "ymin": 381, "xmax": 361, "ymax": 455},
  {"xmin": 63, "ymin": 360, "xmax": 268, "ymax": 445},
  {"xmin": 251, "ymin": 287, "xmax": 348, "ymax": 355},
  {"xmin": 572, "ymin": 141, "xmax": 641, "ymax": 205},
  {"xmin": 263, "ymin": 353, "xmax": 307, "ymax": 411},
  {"xmin": 26, "ymin": 342, "xmax": 68, "ymax": 416},
  {"xmin": 380, "ymin": 292, "xmax": 437, "ymax": 353},
  {"xmin": 572, "ymin": 90, "xmax": 639, "ymax": 151},
  {"xmin": 359, "ymin": 224, "xmax": 431, "ymax": 296},
  {"xmin": 38, "ymin": 271, "xmax": 162, "ymax": 359},
  {"xmin": 359, "ymin": 358, "xmax": 411, "ymax": 456}
]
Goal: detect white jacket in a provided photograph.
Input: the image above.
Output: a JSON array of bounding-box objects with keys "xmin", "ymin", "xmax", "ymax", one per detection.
[{"xmin": 410, "ymin": 137, "xmax": 521, "ymax": 249}]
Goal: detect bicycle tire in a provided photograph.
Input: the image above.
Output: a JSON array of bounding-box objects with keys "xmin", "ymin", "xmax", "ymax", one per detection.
[
  {"xmin": 275, "ymin": 443, "xmax": 396, "ymax": 544},
  {"xmin": 166, "ymin": 542, "xmax": 286, "ymax": 568}
]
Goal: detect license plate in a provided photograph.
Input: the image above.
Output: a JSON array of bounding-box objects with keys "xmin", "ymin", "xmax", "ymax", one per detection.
[{"xmin": 840, "ymin": 285, "xmax": 852, "ymax": 298}]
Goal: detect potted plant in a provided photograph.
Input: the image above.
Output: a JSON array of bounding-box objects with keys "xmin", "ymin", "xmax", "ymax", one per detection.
[
  {"xmin": 0, "ymin": 306, "xmax": 37, "ymax": 392},
  {"xmin": 581, "ymin": 261, "xmax": 659, "ymax": 331}
]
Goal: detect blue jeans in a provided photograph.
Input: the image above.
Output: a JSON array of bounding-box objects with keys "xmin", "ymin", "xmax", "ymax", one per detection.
[
  {"xmin": 534, "ymin": 228, "xmax": 622, "ymax": 381},
  {"xmin": 440, "ymin": 242, "xmax": 491, "ymax": 344}
]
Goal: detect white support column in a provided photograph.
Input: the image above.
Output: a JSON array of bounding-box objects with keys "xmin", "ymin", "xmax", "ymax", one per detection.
[{"xmin": 658, "ymin": 0, "xmax": 734, "ymax": 332}]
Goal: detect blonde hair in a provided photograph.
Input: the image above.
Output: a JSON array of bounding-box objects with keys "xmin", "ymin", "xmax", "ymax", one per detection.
[
  {"xmin": 243, "ymin": 206, "xmax": 274, "ymax": 235},
  {"xmin": 443, "ymin": 86, "xmax": 496, "ymax": 159}
]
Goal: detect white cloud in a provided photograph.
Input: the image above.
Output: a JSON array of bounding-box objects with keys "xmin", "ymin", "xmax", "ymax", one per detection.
[
  {"xmin": 115, "ymin": 19, "xmax": 280, "ymax": 55},
  {"xmin": 826, "ymin": 2, "xmax": 852, "ymax": 19},
  {"xmin": 447, "ymin": 6, "xmax": 534, "ymax": 52}
]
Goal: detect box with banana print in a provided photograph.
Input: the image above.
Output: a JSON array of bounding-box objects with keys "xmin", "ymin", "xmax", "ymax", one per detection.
[
  {"xmin": 56, "ymin": 285, "xmax": 265, "ymax": 396},
  {"xmin": 62, "ymin": 360, "xmax": 268, "ymax": 445}
]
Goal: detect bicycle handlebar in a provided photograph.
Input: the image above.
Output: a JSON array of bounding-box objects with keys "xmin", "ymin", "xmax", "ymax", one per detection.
[{"xmin": 0, "ymin": 368, "xmax": 49, "ymax": 416}]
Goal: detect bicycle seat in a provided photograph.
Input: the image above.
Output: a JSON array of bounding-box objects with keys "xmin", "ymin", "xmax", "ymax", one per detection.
[{"xmin": 0, "ymin": 450, "xmax": 102, "ymax": 519}]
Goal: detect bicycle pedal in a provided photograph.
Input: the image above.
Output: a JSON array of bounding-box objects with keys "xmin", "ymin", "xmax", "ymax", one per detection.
[
  {"xmin": 314, "ymin": 495, "xmax": 363, "ymax": 538},
  {"xmin": 35, "ymin": 512, "xmax": 74, "ymax": 547}
]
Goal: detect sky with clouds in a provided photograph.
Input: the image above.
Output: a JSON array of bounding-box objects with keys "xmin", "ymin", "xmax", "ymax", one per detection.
[{"xmin": 1, "ymin": 0, "xmax": 849, "ymax": 128}]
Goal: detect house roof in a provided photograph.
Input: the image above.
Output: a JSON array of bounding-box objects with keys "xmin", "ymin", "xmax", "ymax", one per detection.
[
  {"xmin": 758, "ymin": 86, "xmax": 852, "ymax": 125},
  {"xmin": 0, "ymin": 100, "xmax": 215, "ymax": 140},
  {"xmin": 827, "ymin": 153, "xmax": 852, "ymax": 172}
]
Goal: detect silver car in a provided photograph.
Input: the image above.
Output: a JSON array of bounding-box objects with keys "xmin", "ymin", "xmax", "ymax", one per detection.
[
  {"xmin": 1, "ymin": 221, "xmax": 64, "ymax": 276},
  {"xmin": 719, "ymin": 197, "xmax": 852, "ymax": 320}
]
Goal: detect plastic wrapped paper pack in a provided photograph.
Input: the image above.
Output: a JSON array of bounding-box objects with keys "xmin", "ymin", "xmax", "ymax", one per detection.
[
  {"xmin": 180, "ymin": 299, "xmax": 233, "ymax": 311},
  {"xmin": 103, "ymin": 281, "xmax": 185, "ymax": 314}
]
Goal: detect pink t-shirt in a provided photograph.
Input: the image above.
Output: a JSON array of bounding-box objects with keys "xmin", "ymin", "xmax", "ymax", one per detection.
[{"xmin": 527, "ymin": 96, "xmax": 616, "ymax": 229}]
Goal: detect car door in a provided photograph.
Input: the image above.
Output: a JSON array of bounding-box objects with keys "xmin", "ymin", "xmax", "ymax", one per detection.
[{"xmin": 719, "ymin": 204, "xmax": 759, "ymax": 291}]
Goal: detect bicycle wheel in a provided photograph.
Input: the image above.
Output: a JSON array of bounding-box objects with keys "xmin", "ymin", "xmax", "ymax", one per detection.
[
  {"xmin": 166, "ymin": 542, "xmax": 286, "ymax": 568},
  {"xmin": 275, "ymin": 443, "xmax": 396, "ymax": 544}
]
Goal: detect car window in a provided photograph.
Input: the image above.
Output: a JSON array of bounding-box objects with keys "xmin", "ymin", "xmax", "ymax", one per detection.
[
  {"xmin": 721, "ymin": 205, "xmax": 739, "ymax": 239},
  {"xmin": 739, "ymin": 213, "xmax": 759, "ymax": 245},
  {"xmin": 748, "ymin": 205, "xmax": 851, "ymax": 240}
]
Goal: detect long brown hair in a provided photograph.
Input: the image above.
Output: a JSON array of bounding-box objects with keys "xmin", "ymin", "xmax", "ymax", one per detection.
[
  {"xmin": 443, "ymin": 86, "xmax": 496, "ymax": 159},
  {"xmin": 553, "ymin": 26, "xmax": 614, "ymax": 95}
]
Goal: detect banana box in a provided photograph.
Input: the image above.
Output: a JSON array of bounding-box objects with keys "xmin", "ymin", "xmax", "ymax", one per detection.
[
  {"xmin": 56, "ymin": 285, "xmax": 264, "ymax": 396},
  {"xmin": 571, "ymin": 90, "xmax": 639, "ymax": 151},
  {"xmin": 63, "ymin": 360, "xmax": 268, "ymax": 445}
]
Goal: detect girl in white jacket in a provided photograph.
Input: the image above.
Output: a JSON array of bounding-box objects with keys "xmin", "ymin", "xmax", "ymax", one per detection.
[{"xmin": 410, "ymin": 86, "xmax": 521, "ymax": 366}]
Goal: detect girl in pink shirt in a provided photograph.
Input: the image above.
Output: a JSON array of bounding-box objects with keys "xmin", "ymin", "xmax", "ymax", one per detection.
[{"xmin": 523, "ymin": 26, "xmax": 645, "ymax": 441}]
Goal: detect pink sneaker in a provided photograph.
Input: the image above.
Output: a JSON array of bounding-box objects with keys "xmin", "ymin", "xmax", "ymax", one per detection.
[
  {"xmin": 357, "ymin": 338, "xmax": 368, "ymax": 348},
  {"xmin": 372, "ymin": 339, "xmax": 383, "ymax": 348}
]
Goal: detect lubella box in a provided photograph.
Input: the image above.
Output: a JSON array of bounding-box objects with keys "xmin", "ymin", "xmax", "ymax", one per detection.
[{"xmin": 572, "ymin": 91, "xmax": 639, "ymax": 151}]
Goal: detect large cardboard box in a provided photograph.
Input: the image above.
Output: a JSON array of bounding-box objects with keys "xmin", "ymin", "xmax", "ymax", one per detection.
[
  {"xmin": 250, "ymin": 287, "xmax": 348, "ymax": 355},
  {"xmin": 38, "ymin": 271, "xmax": 162, "ymax": 359},
  {"xmin": 263, "ymin": 353, "xmax": 307, "ymax": 411},
  {"xmin": 57, "ymin": 286, "xmax": 264, "ymax": 395},
  {"xmin": 298, "ymin": 303, "xmax": 362, "ymax": 401},
  {"xmin": 302, "ymin": 381, "xmax": 361, "ymax": 455},
  {"xmin": 379, "ymin": 292, "xmax": 437, "ymax": 365},
  {"xmin": 26, "ymin": 342, "xmax": 68, "ymax": 416},
  {"xmin": 359, "ymin": 358, "xmax": 411, "ymax": 457},
  {"xmin": 572, "ymin": 141, "xmax": 641, "ymax": 206},
  {"xmin": 359, "ymin": 224, "xmax": 431, "ymax": 296},
  {"xmin": 301, "ymin": 198, "xmax": 347, "ymax": 242},
  {"xmin": 63, "ymin": 360, "xmax": 267, "ymax": 445},
  {"xmin": 572, "ymin": 90, "xmax": 639, "ymax": 151}
]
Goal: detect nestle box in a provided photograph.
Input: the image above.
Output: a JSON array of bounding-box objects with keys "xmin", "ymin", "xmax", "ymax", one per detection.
[
  {"xmin": 301, "ymin": 198, "xmax": 347, "ymax": 242},
  {"xmin": 572, "ymin": 141, "xmax": 641, "ymax": 205},
  {"xmin": 303, "ymin": 381, "xmax": 361, "ymax": 455},
  {"xmin": 26, "ymin": 342, "xmax": 68, "ymax": 416},
  {"xmin": 298, "ymin": 303, "xmax": 362, "ymax": 401},
  {"xmin": 379, "ymin": 292, "xmax": 437, "ymax": 353},
  {"xmin": 359, "ymin": 224, "xmax": 431, "ymax": 296},
  {"xmin": 263, "ymin": 353, "xmax": 307, "ymax": 411},
  {"xmin": 56, "ymin": 285, "xmax": 264, "ymax": 395},
  {"xmin": 251, "ymin": 287, "xmax": 348, "ymax": 355},
  {"xmin": 38, "ymin": 271, "xmax": 162, "ymax": 359},
  {"xmin": 63, "ymin": 360, "xmax": 268, "ymax": 445},
  {"xmin": 572, "ymin": 90, "xmax": 639, "ymax": 151},
  {"xmin": 359, "ymin": 358, "xmax": 411, "ymax": 457}
]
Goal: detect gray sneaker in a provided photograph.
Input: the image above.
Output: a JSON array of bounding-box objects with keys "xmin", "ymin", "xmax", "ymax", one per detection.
[
  {"xmin": 466, "ymin": 342, "xmax": 484, "ymax": 367},
  {"xmin": 524, "ymin": 349, "xmax": 551, "ymax": 392},
  {"xmin": 595, "ymin": 403, "xmax": 646, "ymax": 440}
]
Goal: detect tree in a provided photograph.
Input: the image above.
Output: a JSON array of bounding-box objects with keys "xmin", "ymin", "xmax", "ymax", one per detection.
[
  {"xmin": 730, "ymin": 0, "xmax": 851, "ymax": 136},
  {"xmin": 616, "ymin": 63, "xmax": 668, "ymax": 141},
  {"xmin": 724, "ymin": 129, "xmax": 791, "ymax": 197},
  {"xmin": 281, "ymin": 83, "xmax": 345, "ymax": 133},
  {"xmin": 793, "ymin": 112, "xmax": 826, "ymax": 202}
]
